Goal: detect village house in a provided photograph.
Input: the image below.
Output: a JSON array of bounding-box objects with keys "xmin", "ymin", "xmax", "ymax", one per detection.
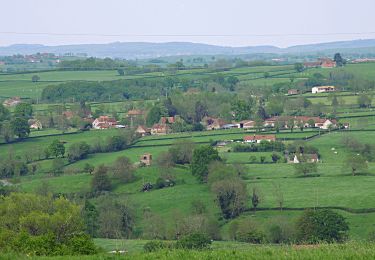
[
  {"xmin": 293, "ymin": 154, "xmax": 319, "ymax": 163},
  {"xmin": 151, "ymin": 123, "xmax": 169, "ymax": 135},
  {"xmin": 140, "ymin": 153, "xmax": 152, "ymax": 166},
  {"xmin": 244, "ymin": 135, "xmax": 276, "ymax": 144},
  {"xmin": 92, "ymin": 116, "xmax": 118, "ymax": 129},
  {"xmin": 312, "ymin": 86, "xmax": 336, "ymax": 94},
  {"xmin": 3, "ymin": 97, "xmax": 22, "ymax": 107},
  {"xmin": 28, "ymin": 119, "xmax": 42, "ymax": 130},
  {"xmin": 288, "ymin": 89, "xmax": 299, "ymax": 95},
  {"xmin": 135, "ymin": 125, "xmax": 151, "ymax": 136}
]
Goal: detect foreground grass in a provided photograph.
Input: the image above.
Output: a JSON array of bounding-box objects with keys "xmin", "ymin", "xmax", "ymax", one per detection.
[{"xmin": 3, "ymin": 242, "xmax": 375, "ymax": 259}]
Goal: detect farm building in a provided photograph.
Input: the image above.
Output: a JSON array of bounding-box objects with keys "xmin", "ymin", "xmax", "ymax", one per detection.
[
  {"xmin": 293, "ymin": 154, "xmax": 319, "ymax": 163},
  {"xmin": 312, "ymin": 86, "xmax": 336, "ymax": 94},
  {"xmin": 237, "ymin": 120, "xmax": 255, "ymax": 129},
  {"xmin": 202, "ymin": 117, "xmax": 227, "ymax": 130},
  {"xmin": 263, "ymin": 116, "xmax": 338, "ymax": 130},
  {"xmin": 136, "ymin": 125, "xmax": 151, "ymax": 136},
  {"xmin": 28, "ymin": 119, "xmax": 42, "ymax": 130},
  {"xmin": 92, "ymin": 116, "xmax": 118, "ymax": 129},
  {"xmin": 288, "ymin": 89, "xmax": 299, "ymax": 95},
  {"xmin": 244, "ymin": 135, "xmax": 276, "ymax": 143},
  {"xmin": 151, "ymin": 124, "xmax": 169, "ymax": 135},
  {"xmin": 3, "ymin": 97, "xmax": 22, "ymax": 107},
  {"xmin": 140, "ymin": 153, "xmax": 152, "ymax": 166}
]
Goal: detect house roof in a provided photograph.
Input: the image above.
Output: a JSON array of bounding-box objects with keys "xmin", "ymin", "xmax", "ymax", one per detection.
[
  {"xmin": 94, "ymin": 116, "xmax": 117, "ymax": 123},
  {"xmin": 244, "ymin": 135, "xmax": 276, "ymax": 141},
  {"xmin": 160, "ymin": 116, "xmax": 175, "ymax": 124},
  {"xmin": 127, "ymin": 109, "xmax": 144, "ymax": 116}
]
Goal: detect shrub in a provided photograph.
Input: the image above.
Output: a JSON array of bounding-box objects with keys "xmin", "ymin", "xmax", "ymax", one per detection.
[
  {"xmin": 236, "ymin": 229, "xmax": 267, "ymax": 244},
  {"xmin": 143, "ymin": 240, "xmax": 173, "ymax": 252},
  {"xmin": 296, "ymin": 209, "xmax": 349, "ymax": 243},
  {"xmin": 176, "ymin": 233, "xmax": 212, "ymax": 249}
]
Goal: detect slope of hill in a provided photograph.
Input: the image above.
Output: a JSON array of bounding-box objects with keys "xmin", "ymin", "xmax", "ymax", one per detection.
[{"xmin": 1, "ymin": 39, "xmax": 375, "ymax": 58}]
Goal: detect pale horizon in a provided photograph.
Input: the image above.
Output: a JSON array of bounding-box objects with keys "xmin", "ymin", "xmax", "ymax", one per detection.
[{"xmin": 1, "ymin": 0, "xmax": 374, "ymax": 48}]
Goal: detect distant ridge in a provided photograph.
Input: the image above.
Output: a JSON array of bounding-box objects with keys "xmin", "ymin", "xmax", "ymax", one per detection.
[{"xmin": 1, "ymin": 39, "xmax": 375, "ymax": 59}]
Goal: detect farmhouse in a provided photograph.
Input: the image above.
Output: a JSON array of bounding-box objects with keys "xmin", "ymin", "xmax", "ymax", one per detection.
[
  {"xmin": 135, "ymin": 125, "xmax": 151, "ymax": 136},
  {"xmin": 244, "ymin": 135, "xmax": 276, "ymax": 144},
  {"xmin": 140, "ymin": 153, "xmax": 152, "ymax": 166},
  {"xmin": 237, "ymin": 120, "xmax": 255, "ymax": 129},
  {"xmin": 293, "ymin": 154, "xmax": 319, "ymax": 163},
  {"xmin": 151, "ymin": 124, "xmax": 169, "ymax": 135},
  {"xmin": 312, "ymin": 86, "xmax": 336, "ymax": 94},
  {"xmin": 92, "ymin": 116, "xmax": 118, "ymax": 129},
  {"xmin": 3, "ymin": 97, "xmax": 21, "ymax": 107},
  {"xmin": 314, "ymin": 118, "xmax": 337, "ymax": 129},
  {"xmin": 28, "ymin": 119, "xmax": 42, "ymax": 130},
  {"xmin": 288, "ymin": 89, "xmax": 299, "ymax": 95}
]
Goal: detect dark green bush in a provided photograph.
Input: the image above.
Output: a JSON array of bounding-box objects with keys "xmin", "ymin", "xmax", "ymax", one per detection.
[
  {"xmin": 143, "ymin": 240, "xmax": 173, "ymax": 252},
  {"xmin": 297, "ymin": 209, "xmax": 349, "ymax": 243},
  {"xmin": 236, "ymin": 229, "xmax": 267, "ymax": 244},
  {"xmin": 176, "ymin": 233, "xmax": 212, "ymax": 249}
]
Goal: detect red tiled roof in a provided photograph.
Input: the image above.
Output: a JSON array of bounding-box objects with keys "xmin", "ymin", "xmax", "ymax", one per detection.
[
  {"xmin": 127, "ymin": 109, "xmax": 144, "ymax": 116},
  {"xmin": 160, "ymin": 117, "xmax": 175, "ymax": 124}
]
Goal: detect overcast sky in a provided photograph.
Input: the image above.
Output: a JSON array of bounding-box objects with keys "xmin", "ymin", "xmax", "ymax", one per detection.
[{"xmin": 1, "ymin": 0, "xmax": 374, "ymax": 47}]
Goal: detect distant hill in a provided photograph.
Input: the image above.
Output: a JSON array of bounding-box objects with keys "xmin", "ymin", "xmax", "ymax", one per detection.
[{"xmin": 1, "ymin": 39, "xmax": 375, "ymax": 59}]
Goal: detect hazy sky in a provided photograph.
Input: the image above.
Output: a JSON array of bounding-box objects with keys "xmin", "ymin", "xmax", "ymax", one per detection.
[{"xmin": 1, "ymin": 0, "xmax": 374, "ymax": 47}]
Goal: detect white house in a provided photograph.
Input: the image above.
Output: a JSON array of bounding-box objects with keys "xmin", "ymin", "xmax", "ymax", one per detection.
[
  {"xmin": 92, "ymin": 116, "xmax": 118, "ymax": 129},
  {"xmin": 312, "ymin": 86, "xmax": 336, "ymax": 94},
  {"xmin": 244, "ymin": 135, "xmax": 276, "ymax": 144}
]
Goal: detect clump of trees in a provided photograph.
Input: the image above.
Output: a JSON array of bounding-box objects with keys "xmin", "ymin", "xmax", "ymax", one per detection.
[{"xmin": 0, "ymin": 193, "xmax": 98, "ymax": 256}]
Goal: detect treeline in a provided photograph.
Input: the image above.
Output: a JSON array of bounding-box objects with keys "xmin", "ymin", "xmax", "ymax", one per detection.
[
  {"xmin": 0, "ymin": 129, "xmax": 138, "ymax": 178},
  {"xmin": 57, "ymin": 57, "xmax": 133, "ymax": 70}
]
